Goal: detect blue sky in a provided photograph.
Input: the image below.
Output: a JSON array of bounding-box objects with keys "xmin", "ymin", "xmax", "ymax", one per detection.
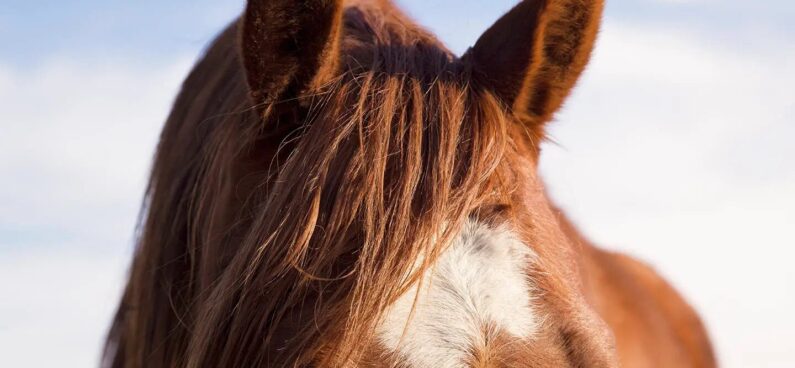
[
  {"xmin": 2, "ymin": 0, "xmax": 793, "ymax": 67},
  {"xmin": 1, "ymin": 1, "xmax": 794, "ymax": 367}
]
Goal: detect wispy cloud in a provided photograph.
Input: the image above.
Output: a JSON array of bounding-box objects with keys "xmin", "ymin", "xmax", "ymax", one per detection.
[
  {"xmin": 0, "ymin": 58, "xmax": 193, "ymax": 367},
  {"xmin": 0, "ymin": 58, "xmax": 193, "ymax": 251},
  {"xmin": 0, "ymin": 0, "xmax": 241, "ymax": 67},
  {"xmin": 0, "ymin": 248, "xmax": 129, "ymax": 367},
  {"xmin": 542, "ymin": 21, "xmax": 795, "ymax": 367}
]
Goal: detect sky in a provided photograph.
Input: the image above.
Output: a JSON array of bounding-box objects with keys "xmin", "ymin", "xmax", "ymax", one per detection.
[{"xmin": 1, "ymin": 0, "xmax": 793, "ymax": 367}]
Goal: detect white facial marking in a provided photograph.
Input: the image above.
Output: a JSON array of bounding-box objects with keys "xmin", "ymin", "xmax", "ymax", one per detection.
[{"xmin": 377, "ymin": 220, "xmax": 538, "ymax": 368}]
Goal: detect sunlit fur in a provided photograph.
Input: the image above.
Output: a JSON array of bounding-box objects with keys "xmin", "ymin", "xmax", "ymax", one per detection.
[
  {"xmin": 103, "ymin": 1, "xmax": 716, "ymax": 367},
  {"xmin": 378, "ymin": 220, "xmax": 538, "ymax": 368}
]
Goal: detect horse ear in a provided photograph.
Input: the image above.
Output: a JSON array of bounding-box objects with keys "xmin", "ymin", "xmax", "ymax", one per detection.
[
  {"xmin": 240, "ymin": 0, "xmax": 345, "ymax": 113},
  {"xmin": 463, "ymin": 0, "xmax": 603, "ymax": 128}
]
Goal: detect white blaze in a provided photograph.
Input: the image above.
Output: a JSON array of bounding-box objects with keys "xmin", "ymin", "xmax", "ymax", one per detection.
[{"xmin": 378, "ymin": 220, "xmax": 538, "ymax": 368}]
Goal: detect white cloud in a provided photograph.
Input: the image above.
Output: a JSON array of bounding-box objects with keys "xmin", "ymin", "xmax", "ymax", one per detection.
[
  {"xmin": 0, "ymin": 58, "xmax": 194, "ymax": 367},
  {"xmin": 0, "ymin": 248, "xmax": 129, "ymax": 367},
  {"xmin": 542, "ymin": 21, "xmax": 795, "ymax": 367},
  {"xmin": 650, "ymin": 0, "xmax": 707, "ymax": 3},
  {"xmin": 0, "ymin": 58, "xmax": 193, "ymax": 248}
]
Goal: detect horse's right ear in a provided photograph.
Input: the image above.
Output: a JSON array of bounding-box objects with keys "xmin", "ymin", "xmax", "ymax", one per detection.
[
  {"xmin": 463, "ymin": 0, "xmax": 603, "ymax": 136},
  {"xmin": 240, "ymin": 0, "xmax": 345, "ymax": 114}
]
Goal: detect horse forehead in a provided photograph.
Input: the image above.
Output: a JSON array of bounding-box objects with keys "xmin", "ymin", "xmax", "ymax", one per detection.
[{"xmin": 377, "ymin": 220, "xmax": 538, "ymax": 368}]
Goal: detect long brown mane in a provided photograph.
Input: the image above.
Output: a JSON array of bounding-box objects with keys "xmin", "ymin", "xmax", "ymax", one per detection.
[{"xmin": 104, "ymin": 4, "xmax": 521, "ymax": 367}]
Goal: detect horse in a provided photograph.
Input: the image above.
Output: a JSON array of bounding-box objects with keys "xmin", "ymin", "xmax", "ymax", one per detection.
[{"xmin": 103, "ymin": 0, "xmax": 717, "ymax": 367}]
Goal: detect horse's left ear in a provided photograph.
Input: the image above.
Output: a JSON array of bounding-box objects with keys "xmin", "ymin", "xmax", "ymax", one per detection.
[
  {"xmin": 463, "ymin": 0, "xmax": 604, "ymax": 131},
  {"xmin": 240, "ymin": 0, "xmax": 345, "ymax": 114}
]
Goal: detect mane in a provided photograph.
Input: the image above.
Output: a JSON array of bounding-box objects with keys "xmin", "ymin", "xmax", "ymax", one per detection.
[{"xmin": 104, "ymin": 5, "xmax": 522, "ymax": 368}]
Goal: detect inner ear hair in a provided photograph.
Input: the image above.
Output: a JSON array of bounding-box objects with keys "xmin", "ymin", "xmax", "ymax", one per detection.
[
  {"xmin": 464, "ymin": 0, "xmax": 604, "ymax": 126},
  {"xmin": 240, "ymin": 0, "xmax": 345, "ymax": 114}
]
